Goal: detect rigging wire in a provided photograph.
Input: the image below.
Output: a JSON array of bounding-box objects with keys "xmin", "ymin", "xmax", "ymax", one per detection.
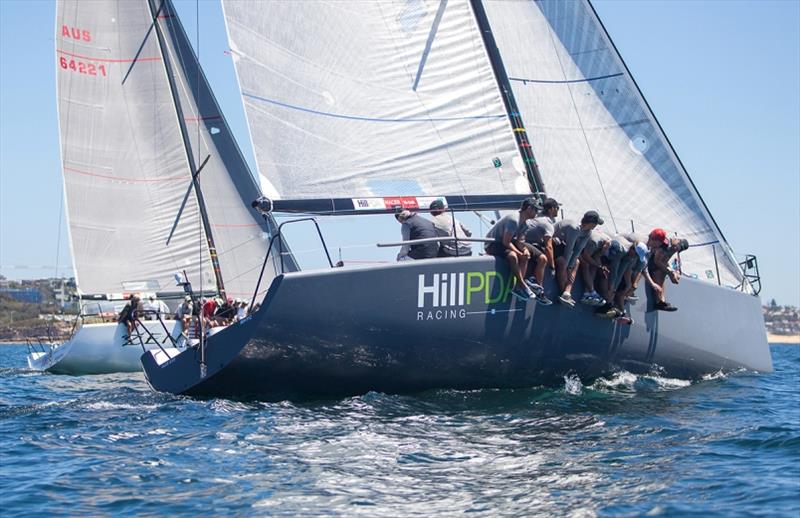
[
  {"xmin": 53, "ymin": 184, "xmax": 64, "ymax": 281},
  {"xmin": 544, "ymin": 23, "xmax": 618, "ymax": 234}
]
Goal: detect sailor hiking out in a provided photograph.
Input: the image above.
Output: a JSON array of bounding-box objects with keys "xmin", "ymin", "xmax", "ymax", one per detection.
[
  {"xmin": 484, "ymin": 197, "xmax": 541, "ymax": 301},
  {"xmin": 519, "ymin": 197, "xmax": 562, "ymax": 305},
  {"xmin": 552, "ymin": 211, "xmax": 604, "ymax": 308},
  {"xmin": 578, "ymin": 230, "xmax": 611, "ymax": 306}
]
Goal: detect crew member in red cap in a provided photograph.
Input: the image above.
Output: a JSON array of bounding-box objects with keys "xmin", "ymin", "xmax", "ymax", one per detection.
[
  {"xmin": 648, "ymin": 228, "xmax": 669, "ymax": 249},
  {"xmin": 643, "ymin": 235, "xmax": 690, "ymax": 311}
]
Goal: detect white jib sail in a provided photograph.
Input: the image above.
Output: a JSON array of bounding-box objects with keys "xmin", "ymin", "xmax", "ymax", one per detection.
[
  {"xmin": 222, "ymin": 0, "xmax": 528, "ymax": 199},
  {"xmin": 157, "ymin": 0, "xmax": 277, "ymax": 300},
  {"xmin": 480, "ymin": 0, "xmax": 743, "ymax": 287}
]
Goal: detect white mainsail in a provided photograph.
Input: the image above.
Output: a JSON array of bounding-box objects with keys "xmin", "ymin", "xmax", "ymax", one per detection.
[
  {"xmin": 480, "ymin": 0, "xmax": 743, "ymax": 286},
  {"xmin": 56, "ymin": 0, "xmax": 276, "ymax": 300},
  {"xmin": 57, "ymin": 0, "xmax": 214, "ymax": 296},
  {"xmin": 222, "ymin": 0, "xmax": 528, "ymax": 198}
]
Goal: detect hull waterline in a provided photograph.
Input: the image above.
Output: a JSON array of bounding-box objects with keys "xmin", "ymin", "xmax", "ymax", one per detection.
[{"xmin": 142, "ymin": 257, "xmax": 772, "ymax": 399}]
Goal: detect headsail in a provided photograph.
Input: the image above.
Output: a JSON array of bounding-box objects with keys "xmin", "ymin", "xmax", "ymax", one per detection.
[
  {"xmin": 480, "ymin": 0, "xmax": 743, "ymax": 286},
  {"xmin": 56, "ymin": 0, "xmax": 214, "ymax": 296},
  {"xmin": 222, "ymin": 0, "xmax": 529, "ymax": 198},
  {"xmin": 155, "ymin": 0, "xmax": 282, "ymax": 299}
]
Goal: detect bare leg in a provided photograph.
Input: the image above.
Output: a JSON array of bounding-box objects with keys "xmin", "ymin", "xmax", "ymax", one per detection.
[
  {"xmin": 615, "ymin": 270, "xmax": 632, "ymax": 310},
  {"xmin": 564, "ymin": 259, "xmax": 579, "ymax": 295},
  {"xmin": 581, "ymin": 262, "xmax": 597, "ymax": 294},
  {"xmin": 651, "ymin": 270, "xmax": 667, "ymax": 303},
  {"xmin": 506, "ymin": 252, "xmax": 525, "ymax": 288},
  {"xmin": 556, "ymin": 256, "xmax": 567, "ymax": 292},
  {"xmin": 517, "ymin": 252, "xmax": 529, "ymax": 287},
  {"xmin": 534, "ymin": 254, "xmax": 547, "ymax": 285}
]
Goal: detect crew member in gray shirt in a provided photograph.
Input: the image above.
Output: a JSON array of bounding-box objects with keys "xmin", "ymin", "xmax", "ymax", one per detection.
[
  {"xmin": 553, "ymin": 210, "xmax": 603, "ymax": 307},
  {"xmin": 579, "ymin": 230, "xmax": 610, "ymax": 305},
  {"xmin": 518, "ymin": 198, "xmax": 560, "ymax": 305},
  {"xmin": 485, "ymin": 198, "xmax": 541, "ymax": 301},
  {"xmin": 428, "ymin": 199, "xmax": 472, "ymax": 257}
]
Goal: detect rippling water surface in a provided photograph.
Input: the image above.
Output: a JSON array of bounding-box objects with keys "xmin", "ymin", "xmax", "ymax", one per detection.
[{"xmin": 1, "ymin": 344, "xmax": 798, "ymax": 516}]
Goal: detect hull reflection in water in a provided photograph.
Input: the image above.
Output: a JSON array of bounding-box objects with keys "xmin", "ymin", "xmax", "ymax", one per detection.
[{"xmin": 141, "ymin": 258, "xmax": 772, "ymax": 400}]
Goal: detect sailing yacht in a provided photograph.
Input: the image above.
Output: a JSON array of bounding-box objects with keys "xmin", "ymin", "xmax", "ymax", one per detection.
[
  {"xmin": 139, "ymin": 0, "xmax": 772, "ymax": 398},
  {"xmin": 28, "ymin": 0, "xmax": 287, "ymax": 374}
]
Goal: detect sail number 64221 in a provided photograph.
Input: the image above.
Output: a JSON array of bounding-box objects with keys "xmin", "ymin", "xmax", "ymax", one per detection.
[{"xmin": 59, "ymin": 57, "xmax": 107, "ymax": 77}]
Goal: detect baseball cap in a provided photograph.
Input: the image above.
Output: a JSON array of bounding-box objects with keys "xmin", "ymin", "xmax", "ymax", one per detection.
[
  {"xmin": 184, "ymin": 295, "xmax": 192, "ymax": 302},
  {"xmin": 394, "ymin": 209, "xmax": 412, "ymax": 221},
  {"xmin": 429, "ymin": 199, "xmax": 446, "ymax": 210},
  {"xmin": 542, "ymin": 198, "xmax": 560, "ymax": 211},
  {"xmin": 635, "ymin": 242, "xmax": 649, "ymax": 264},
  {"xmin": 649, "ymin": 228, "xmax": 669, "ymax": 246},
  {"xmin": 520, "ymin": 197, "xmax": 541, "ymax": 211},
  {"xmin": 581, "ymin": 210, "xmax": 604, "ymax": 225}
]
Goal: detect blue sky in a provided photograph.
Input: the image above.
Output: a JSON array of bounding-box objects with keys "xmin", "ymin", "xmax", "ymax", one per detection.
[{"xmin": 1, "ymin": 0, "xmax": 798, "ymax": 306}]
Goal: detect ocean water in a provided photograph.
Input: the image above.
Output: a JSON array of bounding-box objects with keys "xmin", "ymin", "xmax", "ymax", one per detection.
[{"xmin": 0, "ymin": 344, "xmax": 797, "ymax": 517}]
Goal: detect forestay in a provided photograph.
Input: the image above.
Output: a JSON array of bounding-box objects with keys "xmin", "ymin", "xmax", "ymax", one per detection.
[
  {"xmin": 222, "ymin": 0, "xmax": 528, "ymax": 199},
  {"xmin": 480, "ymin": 0, "xmax": 743, "ymax": 287},
  {"xmin": 56, "ymin": 0, "xmax": 214, "ymax": 296}
]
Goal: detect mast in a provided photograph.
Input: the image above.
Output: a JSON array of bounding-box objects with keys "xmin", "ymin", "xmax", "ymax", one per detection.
[
  {"xmin": 469, "ymin": 0, "xmax": 545, "ymax": 196},
  {"xmin": 146, "ymin": 0, "xmax": 226, "ymax": 299}
]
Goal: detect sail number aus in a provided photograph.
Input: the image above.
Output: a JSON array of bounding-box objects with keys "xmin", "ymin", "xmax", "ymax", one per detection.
[{"xmin": 59, "ymin": 57, "xmax": 107, "ymax": 77}]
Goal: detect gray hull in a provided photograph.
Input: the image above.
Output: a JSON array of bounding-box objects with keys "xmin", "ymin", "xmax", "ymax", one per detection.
[{"xmin": 141, "ymin": 257, "xmax": 772, "ymax": 399}]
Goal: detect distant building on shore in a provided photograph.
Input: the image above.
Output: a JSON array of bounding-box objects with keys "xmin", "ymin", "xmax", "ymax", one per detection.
[{"xmin": 763, "ymin": 301, "xmax": 800, "ymax": 337}]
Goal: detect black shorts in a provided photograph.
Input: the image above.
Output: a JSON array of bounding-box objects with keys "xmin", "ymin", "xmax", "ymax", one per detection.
[
  {"xmin": 485, "ymin": 242, "xmax": 513, "ymax": 257},
  {"xmin": 520, "ymin": 242, "xmax": 544, "ymax": 260},
  {"xmin": 553, "ymin": 241, "xmax": 566, "ymax": 259}
]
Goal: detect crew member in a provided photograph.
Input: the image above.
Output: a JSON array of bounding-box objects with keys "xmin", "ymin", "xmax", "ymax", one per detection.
[
  {"xmin": 553, "ymin": 211, "xmax": 603, "ymax": 307},
  {"xmin": 520, "ymin": 197, "xmax": 560, "ymax": 305},
  {"xmin": 643, "ymin": 232, "xmax": 689, "ymax": 311},
  {"xmin": 395, "ymin": 210, "xmax": 439, "ymax": 261},
  {"xmin": 118, "ymin": 294, "xmax": 140, "ymax": 336},
  {"xmin": 484, "ymin": 198, "xmax": 541, "ymax": 301},
  {"xmin": 579, "ymin": 230, "xmax": 611, "ymax": 305},
  {"xmin": 429, "ymin": 199, "xmax": 473, "ymax": 257}
]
